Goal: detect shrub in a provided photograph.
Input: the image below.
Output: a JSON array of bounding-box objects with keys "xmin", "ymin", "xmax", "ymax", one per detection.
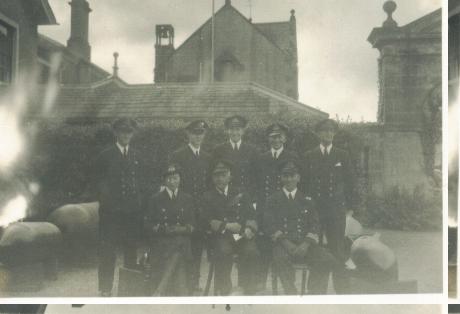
[{"xmin": 362, "ymin": 185, "xmax": 442, "ymax": 231}]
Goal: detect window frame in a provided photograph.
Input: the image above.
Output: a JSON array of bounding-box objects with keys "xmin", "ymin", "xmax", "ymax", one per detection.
[{"xmin": 0, "ymin": 11, "xmax": 19, "ymax": 85}]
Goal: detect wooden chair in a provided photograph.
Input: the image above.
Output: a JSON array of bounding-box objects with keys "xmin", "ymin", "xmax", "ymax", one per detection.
[{"xmin": 271, "ymin": 263, "xmax": 310, "ymax": 295}]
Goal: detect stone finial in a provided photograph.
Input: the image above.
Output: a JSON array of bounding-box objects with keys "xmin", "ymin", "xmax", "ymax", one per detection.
[
  {"xmin": 225, "ymin": 0, "xmax": 231, "ymax": 6},
  {"xmin": 290, "ymin": 9, "xmax": 296, "ymax": 22},
  {"xmin": 382, "ymin": 1, "xmax": 398, "ymax": 28},
  {"xmin": 113, "ymin": 52, "xmax": 119, "ymax": 77}
]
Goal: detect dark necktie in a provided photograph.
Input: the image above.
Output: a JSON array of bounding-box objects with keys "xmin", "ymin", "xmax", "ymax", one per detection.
[
  {"xmin": 273, "ymin": 151, "xmax": 277, "ymax": 159},
  {"xmin": 289, "ymin": 193, "xmax": 294, "ymax": 200},
  {"xmin": 195, "ymin": 150, "xmax": 199, "ymax": 157},
  {"xmin": 123, "ymin": 147, "xmax": 128, "ymax": 158}
]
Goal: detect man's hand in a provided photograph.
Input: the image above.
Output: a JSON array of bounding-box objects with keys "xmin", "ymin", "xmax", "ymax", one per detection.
[
  {"xmin": 271, "ymin": 230, "xmax": 283, "ymax": 242},
  {"xmin": 346, "ymin": 209, "xmax": 354, "ymax": 217},
  {"xmin": 294, "ymin": 241, "xmax": 310, "ymax": 258},
  {"xmin": 226, "ymin": 222, "xmax": 242, "ymax": 233},
  {"xmin": 243, "ymin": 227, "xmax": 255, "ymax": 240},
  {"xmin": 152, "ymin": 224, "xmax": 160, "ymax": 233},
  {"xmin": 280, "ymin": 239, "xmax": 297, "ymax": 256}
]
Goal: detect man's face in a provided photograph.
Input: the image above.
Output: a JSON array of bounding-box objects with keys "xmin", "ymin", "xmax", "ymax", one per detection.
[
  {"xmin": 187, "ymin": 131, "xmax": 205, "ymax": 148},
  {"xmin": 212, "ymin": 170, "xmax": 232, "ymax": 190},
  {"xmin": 268, "ymin": 133, "xmax": 286, "ymax": 150},
  {"xmin": 281, "ymin": 173, "xmax": 300, "ymax": 191},
  {"xmin": 317, "ymin": 128, "xmax": 335, "ymax": 146},
  {"xmin": 165, "ymin": 173, "xmax": 181, "ymax": 191},
  {"xmin": 227, "ymin": 127, "xmax": 244, "ymax": 143},
  {"xmin": 115, "ymin": 130, "xmax": 134, "ymax": 147}
]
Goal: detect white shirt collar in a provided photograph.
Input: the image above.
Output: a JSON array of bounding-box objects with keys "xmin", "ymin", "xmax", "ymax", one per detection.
[
  {"xmin": 165, "ymin": 187, "xmax": 178, "ymax": 199},
  {"xmin": 216, "ymin": 185, "xmax": 229, "ymax": 196},
  {"xmin": 320, "ymin": 143, "xmax": 332, "ymax": 155},
  {"xmin": 230, "ymin": 139, "xmax": 242, "ymax": 150},
  {"xmin": 116, "ymin": 142, "xmax": 129, "ymax": 155},
  {"xmin": 283, "ymin": 187, "xmax": 297, "ymax": 199},
  {"xmin": 188, "ymin": 143, "xmax": 200, "ymax": 155},
  {"xmin": 271, "ymin": 146, "xmax": 284, "ymax": 157}
]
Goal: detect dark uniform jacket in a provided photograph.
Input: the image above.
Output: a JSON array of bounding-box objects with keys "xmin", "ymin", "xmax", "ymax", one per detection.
[
  {"xmin": 145, "ymin": 189, "xmax": 196, "ymax": 259},
  {"xmin": 302, "ymin": 146, "xmax": 354, "ymax": 218},
  {"xmin": 264, "ymin": 189, "xmax": 319, "ymax": 245},
  {"xmin": 212, "ymin": 141, "xmax": 259, "ymax": 196},
  {"xmin": 202, "ymin": 187, "xmax": 257, "ymax": 235},
  {"xmin": 257, "ymin": 148, "xmax": 299, "ymax": 204},
  {"xmin": 93, "ymin": 144, "xmax": 144, "ymax": 215},
  {"xmin": 169, "ymin": 145, "xmax": 211, "ymax": 198}
]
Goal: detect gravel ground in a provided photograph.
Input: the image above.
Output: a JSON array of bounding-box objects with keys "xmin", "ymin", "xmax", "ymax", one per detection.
[{"xmin": 0, "ymin": 229, "xmax": 441, "ymax": 297}]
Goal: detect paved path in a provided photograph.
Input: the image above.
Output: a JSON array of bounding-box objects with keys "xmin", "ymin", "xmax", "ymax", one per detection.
[{"xmin": 0, "ymin": 229, "xmax": 441, "ymax": 297}]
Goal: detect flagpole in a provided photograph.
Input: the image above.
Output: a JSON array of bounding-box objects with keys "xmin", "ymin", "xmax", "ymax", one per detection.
[{"xmin": 211, "ymin": 0, "xmax": 215, "ymax": 83}]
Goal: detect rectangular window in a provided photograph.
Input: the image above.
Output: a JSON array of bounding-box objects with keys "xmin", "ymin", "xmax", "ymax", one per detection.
[{"xmin": 0, "ymin": 20, "xmax": 14, "ymax": 84}]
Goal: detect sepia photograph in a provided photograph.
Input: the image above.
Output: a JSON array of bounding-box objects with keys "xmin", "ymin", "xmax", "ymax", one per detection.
[{"xmin": 0, "ymin": 0, "xmax": 442, "ymax": 297}]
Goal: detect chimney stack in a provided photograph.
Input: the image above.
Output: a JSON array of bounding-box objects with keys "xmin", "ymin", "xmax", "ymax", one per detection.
[{"xmin": 67, "ymin": 0, "xmax": 92, "ymax": 61}]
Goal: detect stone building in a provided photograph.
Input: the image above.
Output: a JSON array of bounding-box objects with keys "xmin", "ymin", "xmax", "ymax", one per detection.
[
  {"xmin": 33, "ymin": 0, "xmax": 325, "ymax": 122},
  {"xmin": 0, "ymin": 0, "xmax": 56, "ymax": 84},
  {"xmin": 364, "ymin": 1, "xmax": 441, "ymax": 194},
  {"xmin": 0, "ymin": 0, "xmax": 110, "ymax": 87},
  {"xmin": 154, "ymin": 0, "xmax": 299, "ymax": 100}
]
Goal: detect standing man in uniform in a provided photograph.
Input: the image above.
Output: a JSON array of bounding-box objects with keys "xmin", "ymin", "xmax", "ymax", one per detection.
[
  {"xmin": 144, "ymin": 163, "xmax": 196, "ymax": 295},
  {"xmin": 202, "ymin": 159, "xmax": 259, "ymax": 295},
  {"xmin": 169, "ymin": 120, "xmax": 211, "ymax": 293},
  {"xmin": 212, "ymin": 115, "xmax": 259, "ymax": 197},
  {"xmin": 264, "ymin": 160, "xmax": 338, "ymax": 294},
  {"xmin": 303, "ymin": 118, "xmax": 355, "ymax": 294},
  {"xmin": 93, "ymin": 118, "xmax": 145, "ymax": 297},
  {"xmin": 256, "ymin": 123, "xmax": 299, "ymax": 289}
]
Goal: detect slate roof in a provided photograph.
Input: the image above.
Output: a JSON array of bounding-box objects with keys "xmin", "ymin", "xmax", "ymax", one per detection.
[
  {"xmin": 38, "ymin": 34, "xmax": 112, "ymax": 83},
  {"xmin": 255, "ymin": 21, "xmax": 292, "ymax": 54},
  {"xmin": 27, "ymin": 81, "xmax": 327, "ymax": 121}
]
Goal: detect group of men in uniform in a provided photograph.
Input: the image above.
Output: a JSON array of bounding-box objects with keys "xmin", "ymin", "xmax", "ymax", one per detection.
[{"xmin": 93, "ymin": 115, "xmax": 355, "ymax": 296}]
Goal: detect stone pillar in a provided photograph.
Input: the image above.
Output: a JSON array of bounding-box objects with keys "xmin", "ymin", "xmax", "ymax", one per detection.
[{"xmin": 367, "ymin": 1, "xmax": 441, "ymax": 193}]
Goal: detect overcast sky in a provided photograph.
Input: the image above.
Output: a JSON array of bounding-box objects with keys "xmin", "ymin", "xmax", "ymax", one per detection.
[
  {"xmin": 39, "ymin": 0, "xmax": 441, "ymax": 121},
  {"xmin": 45, "ymin": 304, "xmax": 441, "ymax": 314}
]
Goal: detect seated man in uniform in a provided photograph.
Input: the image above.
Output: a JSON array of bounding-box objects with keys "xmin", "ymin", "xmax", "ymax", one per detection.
[
  {"xmin": 264, "ymin": 160, "xmax": 339, "ymax": 295},
  {"xmin": 144, "ymin": 163, "xmax": 196, "ymax": 296},
  {"xmin": 202, "ymin": 159, "xmax": 260, "ymax": 295}
]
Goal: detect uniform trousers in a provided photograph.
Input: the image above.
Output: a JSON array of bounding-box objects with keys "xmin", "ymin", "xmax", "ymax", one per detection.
[
  {"xmin": 212, "ymin": 235, "xmax": 260, "ymax": 295},
  {"xmin": 148, "ymin": 236, "xmax": 191, "ymax": 296},
  {"xmin": 98, "ymin": 211, "xmax": 141, "ymax": 293},
  {"xmin": 272, "ymin": 240, "xmax": 338, "ymax": 294},
  {"xmin": 318, "ymin": 206, "xmax": 349, "ymax": 294}
]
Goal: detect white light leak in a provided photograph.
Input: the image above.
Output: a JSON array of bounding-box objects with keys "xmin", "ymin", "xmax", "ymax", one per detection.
[
  {"xmin": 0, "ymin": 194, "xmax": 28, "ymax": 227},
  {"xmin": 0, "ymin": 106, "xmax": 23, "ymax": 172}
]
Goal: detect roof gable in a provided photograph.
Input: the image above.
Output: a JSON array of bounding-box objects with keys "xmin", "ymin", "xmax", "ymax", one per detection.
[
  {"xmin": 255, "ymin": 21, "xmax": 292, "ymax": 54},
  {"xmin": 171, "ymin": 3, "xmax": 289, "ymax": 59}
]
